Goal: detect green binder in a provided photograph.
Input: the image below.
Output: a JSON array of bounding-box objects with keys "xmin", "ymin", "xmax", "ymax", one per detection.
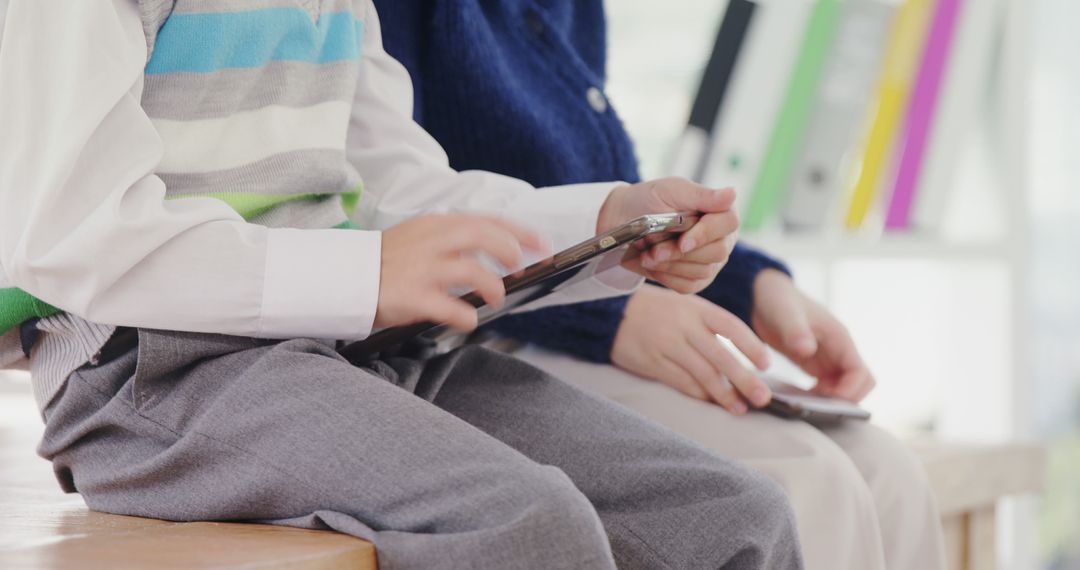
[{"xmin": 743, "ymin": 0, "xmax": 843, "ymax": 231}]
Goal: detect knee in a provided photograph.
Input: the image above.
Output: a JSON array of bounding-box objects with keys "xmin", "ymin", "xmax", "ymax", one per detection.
[
  {"xmin": 767, "ymin": 432, "xmax": 879, "ymax": 521},
  {"xmin": 669, "ymin": 466, "xmax": 804, "ymax": 570},
  {"xmin": 845, "ymin": 426, "xmax": 937, "ymax": 516},
  {"xmin": 734, "ymin": 470, "xmax": 804, "ymax": 565},
  {"xmin": 501, "ymin": 467, "xmax": 614, "ymax": 567},
  {"xmin": 826, "ymin": 425, "xmax": 945, "ymax": 567},
  {"xmin": 520, "ymin": 467, "xmax": 607, "ymax": 538}
]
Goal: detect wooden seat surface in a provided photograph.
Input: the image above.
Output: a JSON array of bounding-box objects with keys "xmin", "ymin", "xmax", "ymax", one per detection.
[{"xmin": 0, "ymin": 387, "xmax": 377, "ymax": 570}]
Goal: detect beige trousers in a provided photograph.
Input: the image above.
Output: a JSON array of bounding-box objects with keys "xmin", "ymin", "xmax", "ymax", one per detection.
[{"xmin": 514, "ymin": 346, "xmax": 947, "ymax": 570}]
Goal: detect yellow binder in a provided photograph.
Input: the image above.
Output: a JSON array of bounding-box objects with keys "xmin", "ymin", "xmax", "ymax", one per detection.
[{"xmin": 844, "ymin": 0, "xmax": 935, "ymax": 230}]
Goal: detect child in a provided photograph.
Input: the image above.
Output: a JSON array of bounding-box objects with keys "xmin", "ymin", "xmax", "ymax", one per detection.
[
  {"xmin": 0, "ymin": 1, "xmax": 802, "ymax": 568},
  {"xmin": 372, "ymin": 2, "xmax": 947, "ymax": 569}
]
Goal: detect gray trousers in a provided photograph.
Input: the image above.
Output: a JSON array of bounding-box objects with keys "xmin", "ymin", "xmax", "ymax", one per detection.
[{"xmin": 38, "ymin": 329, "xmax": 803, "ymax": 570}]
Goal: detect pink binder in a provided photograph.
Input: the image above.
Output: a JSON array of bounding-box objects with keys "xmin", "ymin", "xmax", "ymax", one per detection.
[{"xmin": 885, "ymin": 0, "xmax": 963, "ymax": 231}]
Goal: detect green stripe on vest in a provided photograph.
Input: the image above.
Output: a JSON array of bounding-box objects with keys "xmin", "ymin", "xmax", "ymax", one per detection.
[
  {"xmin": 0, "ymin": 288, "xmax": 60, "ymax": 335},
  {"xmin": 169, "ymin": 187, "xmax": 362, "ymax": 221}
]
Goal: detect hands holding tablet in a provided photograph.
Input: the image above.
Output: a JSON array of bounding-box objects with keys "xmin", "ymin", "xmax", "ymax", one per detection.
[
  {"xmin": 611, "ymin": 274, "xmax": 876, "ymax": 418},
  {"xmin": 375, "ymin": 177, "xmax": 739, "ymax": 333},
  {"xmin": 600, "ymin": 178, "xmax": 874, "ymax": 415},
  {"xmin": 371, "ymin": 177, "xmax": 874, "ymax": 416}
]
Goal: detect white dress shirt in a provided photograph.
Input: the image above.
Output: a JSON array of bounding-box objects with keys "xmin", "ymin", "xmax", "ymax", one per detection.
[{"xmin": 0, "ymin": 0, "xmax": 639, "ymax": 349}]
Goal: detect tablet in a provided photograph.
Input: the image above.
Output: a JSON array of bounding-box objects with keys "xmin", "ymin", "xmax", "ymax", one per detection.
[
  {"xmin": 764, "ymin": 379, "xmax": 872, "ymax": 424},
  {"xmin": 339, "ymin": 212, "xmax": 698, "ymax": 360},
  {"xmin": 713, "ymin": 337, "xmax": 871, "ymax": 424}
]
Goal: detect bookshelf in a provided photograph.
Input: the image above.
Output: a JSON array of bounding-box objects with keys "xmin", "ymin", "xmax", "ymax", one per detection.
[
  {"xmin": 662, "ymin": 0, "xmax": 1032, "ymax": 443},
  {"xmin": 744, "ymin": 236, "xmax": 1014, "ymax": 260}
]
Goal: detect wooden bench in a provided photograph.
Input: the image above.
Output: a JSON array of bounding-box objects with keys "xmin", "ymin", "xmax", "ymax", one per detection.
[
  {"xmin": 0, "ymin": 388, "xmax": 377, "ymax": 570},
  {"xmin": 0, "ymin": 377, "xmax": 1045, "ymax": 569},
  {"xmin": 913, "ymin": 441, "xmax": 1046, "ymax": 570}
]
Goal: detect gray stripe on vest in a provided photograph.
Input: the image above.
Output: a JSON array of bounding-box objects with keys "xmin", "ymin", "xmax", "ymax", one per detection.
[
  {"xmin": 138, "ymin": 0, "xmax": 176, "ymax": 60},
  {"xmin": 143, "ymin": 61, "xmax": 358, "ymax": 121},
  {"xmin": 248, "ymin": 195, "xmax": 351, "ymax": 230},
  {"xmin": 159, "ymin": 149, "xmax": 359, "ymax": 198}
]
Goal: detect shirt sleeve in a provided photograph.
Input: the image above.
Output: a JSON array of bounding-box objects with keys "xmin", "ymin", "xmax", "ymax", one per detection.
[
  {"xmin": 0, "ymin": 0, "xmax": 382, "ymax": 340},
  {"xmin": 347, "ymin": 1, "xmax": 643, "ymax": 305}
]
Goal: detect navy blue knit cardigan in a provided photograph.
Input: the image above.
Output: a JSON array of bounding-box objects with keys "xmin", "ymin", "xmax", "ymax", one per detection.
[{"xmin": 375, "ymin": 0, "xmax": 789, "ymax": 363}]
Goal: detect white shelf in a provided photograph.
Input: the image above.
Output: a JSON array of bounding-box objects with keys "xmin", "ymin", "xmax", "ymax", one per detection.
[{"xmin": 741, "ymin": 235, "xmax": 1016, "ymax": 260}]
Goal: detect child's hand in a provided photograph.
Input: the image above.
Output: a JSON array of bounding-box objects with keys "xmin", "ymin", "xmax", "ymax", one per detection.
[
  {"xmin": 611, "ymin": 284, "xmax": 773, "ymax": 414},
  {"xmin": 375, "ymin": 215, "xmax": 546, "ymax": 331},
  {"xmin": 596, "ymin": 177, "xmax": 739, "ymax": 294},
  {"xmin": 751, "ymin": 269, "xmax": 876, "ymax": 402}
]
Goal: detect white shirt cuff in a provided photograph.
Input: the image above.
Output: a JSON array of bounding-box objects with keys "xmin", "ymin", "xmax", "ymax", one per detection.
[{"xmin": 259, "ymin": 228, "xmax": 381, "ymax": 340}]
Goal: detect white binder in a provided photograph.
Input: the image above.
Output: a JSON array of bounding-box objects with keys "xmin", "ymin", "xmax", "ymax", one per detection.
[
  {"xmin": 700, "ymin": 0, "xmax": 814, "ymax": 217},
  {"xmin": 782, "ymin": 0, "xmax": 898, "ymax": 233},
  {"xmin": 911, "ymin": 0, "xmax": 1004, "ymax": 233},
  {"xmin": 668, "ymin": 0, "xmax": 757, "ymax": 182}
]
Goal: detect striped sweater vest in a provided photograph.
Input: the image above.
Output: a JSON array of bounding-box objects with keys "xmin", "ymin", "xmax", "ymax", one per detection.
[{"xmin": 1, "ymin": 0, "xmax": 370, "ymax": 407}]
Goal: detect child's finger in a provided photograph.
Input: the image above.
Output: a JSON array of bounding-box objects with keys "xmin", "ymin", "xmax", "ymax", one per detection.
[
  {"xmin": 692, "ymin": 332, "xmax": 771, "ymax": 408},
  {"xmin": 422, "ymin": 296, "xmax": 481, "ymax": 332},
  {"xmin": 443, "ymin": 220, "xmax": 527, "ymax": 270},
  {"xmin": 703, "ymin": 308, "xmax": 771, "ymax": 371},
  {"xmin": 654, "ymin": 356, "xmax": 710, "ymax": 401},
  {"xmin": 620, "ymin": 253, "xmax": 645, "ymax": 275},
  {"xmin": 438, "ymin": 259, "xmax": 507, "ymax": 309},
  {"xmin": 669, "ymin": 340, "xmax": 727, "ymax": 404},
  {"xmin": 640, "ymin": 240, "xmax": 681, "ymax": 269},
  {"xmin": 487, "ymin": 217, "xmax": 549, "ymax": 254},
  {"xmin": 658, "ymin": 181, "xmax": 736, "ymax": 214},
  {"xmin": 640, "ymin": 260, "xmax": 716, "ymax": 281},
  {"xmin": 697, "ymin": 372, "xmax": 750, "ymax": 415},
  {"xmin": 677, "ymin": 211, "xmax": 739, "ymax": 254},
  {"xmin": 677, "ymin": 240, "xmax": 735, "ymax": 265},
  {"xmin": 647, "ymin": 270, "xmax": 709, "ymax": 294}
]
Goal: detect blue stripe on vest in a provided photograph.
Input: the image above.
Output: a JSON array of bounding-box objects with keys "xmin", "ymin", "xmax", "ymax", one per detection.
[{"xmin": 146, "ymin": 9, "xmax": 364, "ymax": 75}]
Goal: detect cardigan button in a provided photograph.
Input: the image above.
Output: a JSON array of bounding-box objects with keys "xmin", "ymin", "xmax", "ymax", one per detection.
[{"xmin": 586, "ymin": 86, "xmax": 608, "ymax": 113}]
